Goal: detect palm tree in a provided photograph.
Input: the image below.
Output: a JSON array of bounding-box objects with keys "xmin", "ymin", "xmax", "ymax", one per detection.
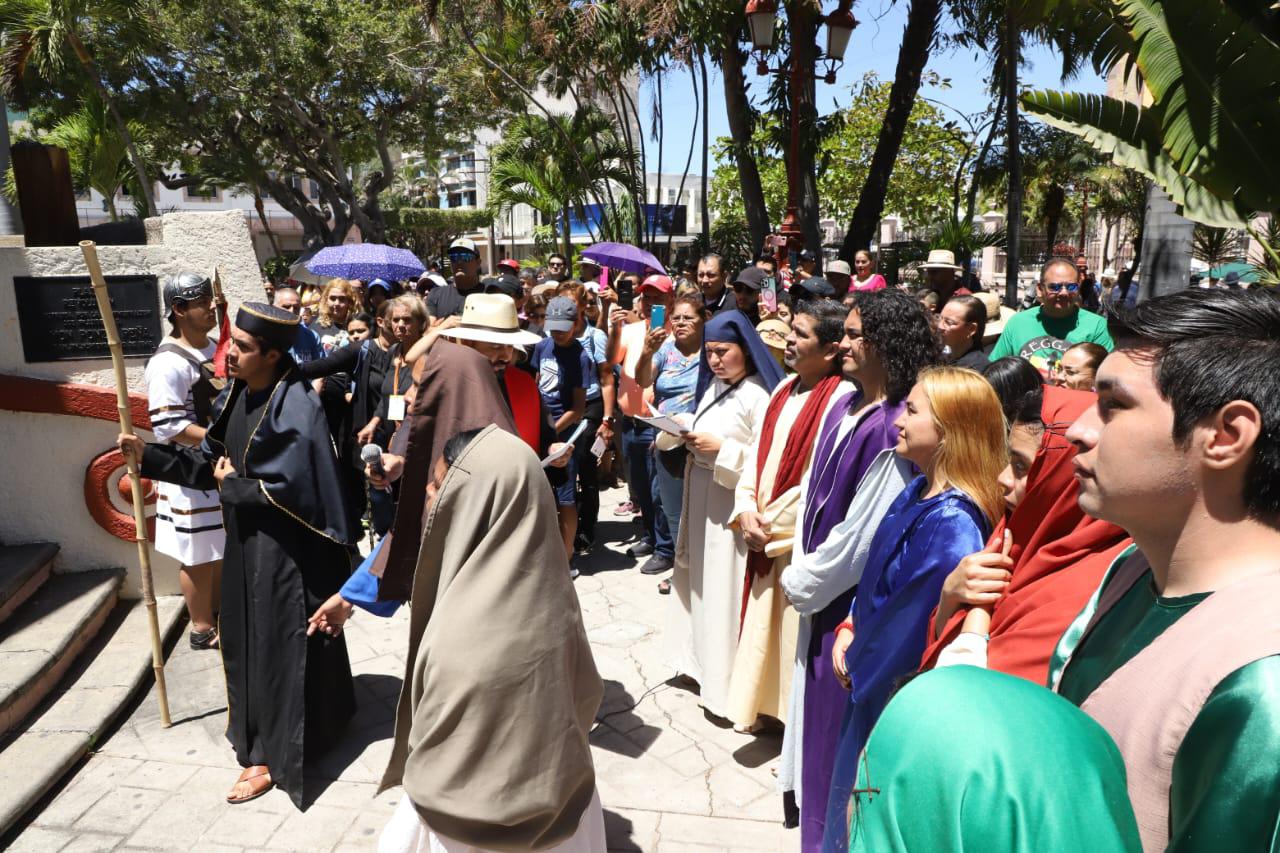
[
  {"xmin": 1021, "ymin": 0, "xmax": 1280, "ymax": 229},
  {"xmin": 43, "ymin": 91, "xmax": 142, "ymax": 219},
  {"xmin": 0, "ymin": 0, "xmax": 158, "ymax": 216},
  {"xmin": 489, "ymin": 106, "xmax": 639, "ymax": 257}
]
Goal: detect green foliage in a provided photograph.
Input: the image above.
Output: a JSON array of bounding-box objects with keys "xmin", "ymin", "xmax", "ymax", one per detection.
[
  {"xmin": 40, "ymin": 91, "xmax": 144, "ymax": 218},
  {"xmin": 262, "ymin": 255, "xmax": 292, "ymax": 284},
  {"xmin": 384, "ymin": 207, "xmax": 494, "ymax": 261},
  {"xmin": 488, "ymin": 105, "xmax": 639, "ymax": 255},
  {"xmin": 1191, "ymin": 225, "xmax": 1245, "ymax": 269},
  {"xmin": 708, "ymin": 74, "xmax": 970, "ymax": 235},
  {"xmin": 1022, "ymin": 0, "xmax": 1280, "ymax": 228}
]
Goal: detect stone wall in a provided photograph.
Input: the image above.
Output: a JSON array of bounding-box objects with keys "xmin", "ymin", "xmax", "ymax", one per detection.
[{"xmin": 0, "ymin": 211, "xmax": 263, "ymax": 598}]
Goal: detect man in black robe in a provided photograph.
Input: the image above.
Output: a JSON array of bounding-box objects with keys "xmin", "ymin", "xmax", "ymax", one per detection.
[{"xmin": 119, "ymin": 302, "xmax": 356, "ymax": 808}]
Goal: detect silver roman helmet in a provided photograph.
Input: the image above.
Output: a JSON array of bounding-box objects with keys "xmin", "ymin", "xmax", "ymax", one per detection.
[{"xmin": 163, "ymin": 272, "xmax": 214, "ymax": 319}]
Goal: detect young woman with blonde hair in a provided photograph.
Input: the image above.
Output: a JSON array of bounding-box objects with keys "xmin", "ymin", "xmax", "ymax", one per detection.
[{"xmin": 822, "ymin": 365, "xmax": 1007, "ymax": 852}]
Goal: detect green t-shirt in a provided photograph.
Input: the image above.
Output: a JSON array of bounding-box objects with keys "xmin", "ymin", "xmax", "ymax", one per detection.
[
  {"xmin": 1058, "ymin": 560, "xmax": 1280, "ymax": 852},
  {"xmin": 989, "ymin": 306, "xmax": 1114, "ymax": 371}
]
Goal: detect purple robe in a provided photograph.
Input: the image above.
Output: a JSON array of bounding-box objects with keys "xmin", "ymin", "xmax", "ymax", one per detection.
[{"xmin": 796, "ymin": 391, "xmax": 905, "ymax": 853}]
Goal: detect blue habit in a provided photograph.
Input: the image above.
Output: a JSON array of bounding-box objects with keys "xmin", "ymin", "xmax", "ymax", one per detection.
[{"xmin": 821, "ymin": 475, "xmax": 989, "ymax": 852}]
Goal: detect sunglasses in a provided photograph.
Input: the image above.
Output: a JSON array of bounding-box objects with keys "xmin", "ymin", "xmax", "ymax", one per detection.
[
  {"xmin": 548, "ymin": 261, "xmax": 565, "ymax": 267},
  {"xmin": 448, "ymin": 252, "xmax": 477, "ymax": 262},
  {"xmin": 1045, "ymin": 281, "xmax": 1081, "ymax": 294}
]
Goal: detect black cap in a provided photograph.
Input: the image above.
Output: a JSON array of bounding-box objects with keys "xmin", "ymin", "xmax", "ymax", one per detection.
[
  {"xmin": 235, "ymin": 302, "xmax": 299, "ymax": 352},
  {"xmin": 791, "ymin": 277, "xmax": 835, "ymax": 300},
  {"xmin": 798, "ymin": 249, "xmax": 818, "ymax": 262},
  {"xmin": 483, "ymin": 274, "xmax": 523, "ymax": 299},
  {"xmin": 733, "ymin": 267, "xmax": 769, "ymax": 291}
]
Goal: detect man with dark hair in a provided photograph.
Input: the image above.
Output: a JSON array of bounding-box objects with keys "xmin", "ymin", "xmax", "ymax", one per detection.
[
  {"xmin": 1055, "ymin": 288, "xmax": 1280, "ymax": 851},
  {"xmin": 119, "ymin": 303, "xmax": 356, "ymax": 809},
  {"xmin": 727, "ymin": 298, "xmax": 846, "ymax": 738},
  {"xmin": 756, "ymin": 254, "xmax": 778, "ymax": 277},
  {"xmin": 990, "ymin": 258, "xmax": 1113, "ymax": 371},
  {"xmin": 698, "ymin": 252, "xmax": 735, "ymax": 316},
  {"xmin": 546, "ymin": 252, "xmax": 569, "ymax": 282},
  {"xmin": 777, "ymin": 290, "xmax": 939, "ymax": 846}
]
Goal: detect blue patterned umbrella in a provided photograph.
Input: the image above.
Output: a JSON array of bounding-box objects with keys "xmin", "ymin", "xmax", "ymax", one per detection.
[{"xmin": 306, "ymin": 243, "xmax": 425, "ymax": 281}]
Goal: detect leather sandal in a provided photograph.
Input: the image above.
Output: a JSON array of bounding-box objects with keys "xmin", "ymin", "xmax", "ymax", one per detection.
[{"xmin": 226, "ymin": 765, "xmax": 274, "ymax": 804}]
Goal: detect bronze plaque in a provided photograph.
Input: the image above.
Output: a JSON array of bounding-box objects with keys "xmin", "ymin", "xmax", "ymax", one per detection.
[{"xmin": 15, "ymin": 275, "xmax": 162, "ymax": 362}]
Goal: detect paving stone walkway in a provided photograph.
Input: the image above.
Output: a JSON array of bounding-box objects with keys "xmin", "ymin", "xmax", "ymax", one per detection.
[{"xmin": 13, "ymin": 485, "xmax": 797, "ymax": 852}]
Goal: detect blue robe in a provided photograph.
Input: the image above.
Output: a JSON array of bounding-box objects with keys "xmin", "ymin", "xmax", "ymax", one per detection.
[{"xmin": 822, "ymin": 476, "xmax": 989, "ymax": 852}]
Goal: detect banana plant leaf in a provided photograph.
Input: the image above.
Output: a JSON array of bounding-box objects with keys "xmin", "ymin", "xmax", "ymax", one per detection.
[{"xmin": 1021, "ymin": 0, "xmax": 1280, "ymax": 228}]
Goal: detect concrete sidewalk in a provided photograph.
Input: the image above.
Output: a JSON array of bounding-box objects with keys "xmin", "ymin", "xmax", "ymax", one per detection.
[{"xmin": 13, "ymin": 486, "xmax": 797, "ymax": 852}]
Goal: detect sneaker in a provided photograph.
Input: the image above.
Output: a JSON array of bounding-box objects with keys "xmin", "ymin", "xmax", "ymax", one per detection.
[
  {"xmin": 639, "ymin": 554, "xmax": 674, "ymax": 575},
  {"xmin": 627, "ymin": 540, "xmax": 654, "ymax": 558},
  {"xmin": 570, "ymin": 566, "xmax": 581, "ymax": 580},
  {"xmin": 613, "ymin": 501, "xmax": 637, "ymax": 516}
]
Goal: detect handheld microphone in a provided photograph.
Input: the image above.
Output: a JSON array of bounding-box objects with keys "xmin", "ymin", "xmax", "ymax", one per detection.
[{"xmin": 361, "ymin": 443, "xmax": 392, "ymax": 492}]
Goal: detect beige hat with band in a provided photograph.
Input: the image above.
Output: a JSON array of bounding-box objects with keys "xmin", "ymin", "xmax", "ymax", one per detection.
[{"xmin": 442, "ymin": 293, "xmax": 543, "ymax": 348}]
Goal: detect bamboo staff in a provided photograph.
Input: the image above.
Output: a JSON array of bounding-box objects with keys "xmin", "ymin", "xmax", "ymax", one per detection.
[{"xmin": 80, "ymin": 240, "xmax": 171, "ymax": 727}]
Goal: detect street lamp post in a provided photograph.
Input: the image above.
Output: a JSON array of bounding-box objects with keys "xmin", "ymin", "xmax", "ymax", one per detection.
[{"xmin": 745, "ymin": 0, "xmax": 856, "ymax": 273}]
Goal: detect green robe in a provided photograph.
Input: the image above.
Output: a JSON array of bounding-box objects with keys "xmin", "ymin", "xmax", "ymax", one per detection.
[
  {"xmin": 1052, "ymin": 546, "xmax": 1280, "ymax": 852},
  {"xmin": 847, "ymin": 667, "xmax": 1140, "ymax": 852}
]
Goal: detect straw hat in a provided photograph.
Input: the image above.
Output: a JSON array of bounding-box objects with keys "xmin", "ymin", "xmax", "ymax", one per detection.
[
  {"xmin": 442, "ymin": 294, "xmax": 542, "ymax": 348},
  {"xmin": 973, "ymin": 291, "xmax": 1018, "ymax": 343},
  {"xmin": 920, "ymin": 249, "xmax": 962, "ymax": 271},
  {"xmin": 756, "ymin": 318, "xmax": 790, "ymax": 351}
]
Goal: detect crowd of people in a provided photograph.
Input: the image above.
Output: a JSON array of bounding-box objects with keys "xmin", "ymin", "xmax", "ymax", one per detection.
[{"xmin": 119, "ymin": 235, "xmax": 1279, "ymax": 852}]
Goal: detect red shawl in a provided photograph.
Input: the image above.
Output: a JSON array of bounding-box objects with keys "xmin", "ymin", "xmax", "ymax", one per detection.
[
  {"xmin": 920, "ymin": 386, "xmax": 1132, "ymax": 684},
  {"xmin": 743, "ymin": 373, "xmax": 842, "ymax": 595}
]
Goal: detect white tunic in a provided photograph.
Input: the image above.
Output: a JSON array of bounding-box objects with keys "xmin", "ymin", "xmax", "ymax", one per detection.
[
  {"xmin": 664, "ymin": 375, "xmax": 772, "ymax": 719},
  {"xmin": 144, "ymin": 340, "xmax": 225, "ymax": 565}
]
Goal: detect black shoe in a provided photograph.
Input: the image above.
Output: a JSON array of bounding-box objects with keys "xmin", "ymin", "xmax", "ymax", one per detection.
[
  {"xmin": 627, "ymin": 540, "xmax": 654, "ymax": 558},
  {"xmin": 639, "ymin": 554, "xmax": 674, "ymax": 575},
  {"xmin": 574, "ymin": 534, "xmax": 593, "ymax": 555}
]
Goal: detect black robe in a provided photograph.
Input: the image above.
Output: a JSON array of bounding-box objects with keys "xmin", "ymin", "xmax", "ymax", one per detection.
[{"xmin": 141, "ymin": 364, "xmax": 357, "ymax": 808}]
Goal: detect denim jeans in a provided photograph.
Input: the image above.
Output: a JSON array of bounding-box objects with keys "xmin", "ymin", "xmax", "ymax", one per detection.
[
  {"xmin": 621, "ymin": 419, "xmax": 673, "ymax": 558},
  {"xmin": 653, "ymin": 453, "xmax": 685, "ymax": 550}
]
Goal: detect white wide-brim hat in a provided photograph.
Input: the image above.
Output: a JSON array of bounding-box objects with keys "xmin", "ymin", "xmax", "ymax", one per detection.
[
  {"xmin": 920, "ymin": 249, "xmax": 962, "ymax": 271},
  {"xmin": 443, "ymin": 294, "xmax": 543, "ymax": 348}
]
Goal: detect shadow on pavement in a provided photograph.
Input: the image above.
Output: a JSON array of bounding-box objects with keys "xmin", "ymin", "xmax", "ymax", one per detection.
[
  {"xmin": 299, "ymin": 673, "xmax": 401, "ymax": 808},
  {"xmin": 591, "ymin": 679, "xmax": 661, "ymax": 755},
  {"xmin": 603, "ymin": 808, "xmax": 639, "ymax": 851}
]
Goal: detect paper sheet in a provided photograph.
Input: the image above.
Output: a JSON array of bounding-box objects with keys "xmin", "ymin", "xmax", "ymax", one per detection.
[{"xmin": 541, "ymin": 419, "xmax": 590, "ymax": 467}]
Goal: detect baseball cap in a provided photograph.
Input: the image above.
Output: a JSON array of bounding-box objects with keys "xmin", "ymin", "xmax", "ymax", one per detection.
[
  {"xmin": 732, "ymin": 267, "xmax": 769, "ymax": 291},
  {"xmin": 826, "ymin": 260, "xmax": 852, "ymax": 277},
  {"xmin": 798, "ymin": 249, "xmax": 818, "ymax": 263},
  {"xmin": 448, "ymin": 237, "xmax": 478, "ymax": 257},
  {"xmin": 497, "ymin": 258, "xmax": 521, "ymax": 274},
  {"xmin": 791, "ymin": 277, "xmax": 836, "ymax": 300},
  {"xmin": 544, "ymin": 296, "xmax": 579, "ymax": 333},
  {"xmin": 483, "ymin": 274, "xmax": 523, "ymax": 300},
  {"xmin": 638, "ymin": 274, "xmax": 674, "ymax": 294},
  {"xmin": 369, "ymin": 278, "xmax": 393, "ymax": 294}
]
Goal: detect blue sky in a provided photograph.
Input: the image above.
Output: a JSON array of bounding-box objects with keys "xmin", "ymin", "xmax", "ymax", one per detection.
[{"xmin": 640, "ymin": 0, "xmax": 1109, "ymax": 170}]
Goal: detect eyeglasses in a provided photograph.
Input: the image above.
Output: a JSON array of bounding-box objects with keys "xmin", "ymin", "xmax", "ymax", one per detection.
[
  {"xmin": 1044, "ymin": 281, "xmax": 1080, "ymax": 294},
  {"xmin": 548, "ymin": 261, "xmax": 565, "ymax": 268},
  {"xmin": 448, "ymin": 251, "xmax": 477, "ymax": 262}
]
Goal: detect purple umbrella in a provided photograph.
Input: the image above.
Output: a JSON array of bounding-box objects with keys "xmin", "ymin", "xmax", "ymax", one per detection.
[
  {"xmin": 581, "ymin": 242, "xmax": 666, "ymax": 276},
  {"xmin": 306, "ymin": 243, "xmax": 425, "ymax": 282}
]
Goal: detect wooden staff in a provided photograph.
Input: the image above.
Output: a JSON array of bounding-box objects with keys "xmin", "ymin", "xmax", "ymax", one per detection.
[{"xmin": 80, "ymin": 240, "xmax": 172, "ymax": 727}]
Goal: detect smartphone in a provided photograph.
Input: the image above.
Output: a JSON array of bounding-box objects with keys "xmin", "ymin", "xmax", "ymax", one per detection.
[
  {"xmin": 650, "ymin": 304, "xmax": 666, "ymax": 327},
  {"xmin": 760, "ymin": 286, "xmax": 778, "ymax": 315},
  {"xmin": 617, "ymin": 277, "xmax": 634, "ymax": 310}
]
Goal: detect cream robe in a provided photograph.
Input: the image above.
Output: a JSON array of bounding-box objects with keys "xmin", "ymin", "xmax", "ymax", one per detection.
[
  {"xmin": 665, "ymin": 375, "xmax": 773, "ymax": 719},
  {"xmin": 724, "ymin": 378, "xmax": 817, "ymax": 727}
]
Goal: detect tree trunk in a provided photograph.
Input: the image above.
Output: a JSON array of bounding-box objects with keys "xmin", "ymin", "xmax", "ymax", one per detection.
[
  {"xmin": 790, "ymin": 1, "xmax": 823, "ymax": 255},
  {"xmin": 719, "ymin": 38, "xmax": 771, "ymax": 253},
  {"xmin": 561, "ymin": 207, "xmax": 571, "ymax": 257},
  {"xmin": 1002, "ymin": 11, "xmax": 1023, "ymax": 307},
  {"xmin": 961, "ymin": 91, "xmax": 1005, "ymax": 279},
  {"xmin": 68, "ymin": 31, "xmax": 157, "ymax": 218},
  {"xmin": 699, "ymin": 51, "xmax": 711, "ymax": 246},
  {"xmin": 839, "ymin": 0, "xmax": 941, "ymax": 259},
  {"xmin": 0, "ymin": 93, "xmax": 21, "ymax": 234},
  {"xmin": 254, "ymin": 192, "xmax": 284, "ymax": 258}
]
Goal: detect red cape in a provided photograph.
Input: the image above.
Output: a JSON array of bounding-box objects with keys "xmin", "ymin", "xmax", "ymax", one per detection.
[{"xmin": 920, "ymin": 386, "xmax": 1132, "ymax": 684}]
